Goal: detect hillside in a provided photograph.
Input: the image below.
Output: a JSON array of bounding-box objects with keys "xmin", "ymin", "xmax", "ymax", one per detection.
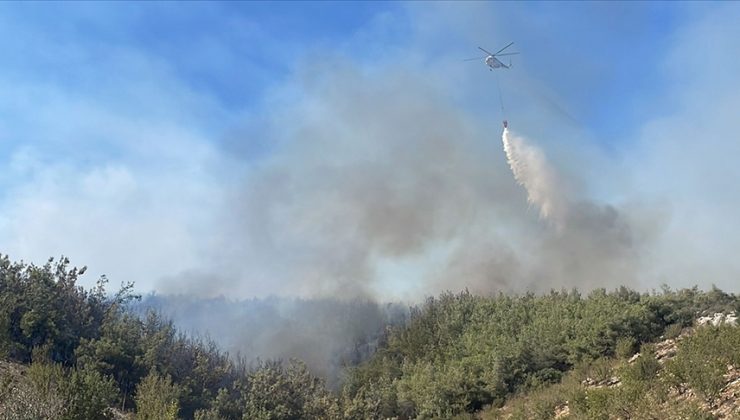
[
  {"xmin": 340, "ymin": 288, "xmax": 740, "ymax": 419},
  {"xmin": 1, "ymin": 254, "xmax": 740, "ymax": 419},
  {"xmin": 488, "ymin": 314, "xmax": 740, "ymax": 419}
]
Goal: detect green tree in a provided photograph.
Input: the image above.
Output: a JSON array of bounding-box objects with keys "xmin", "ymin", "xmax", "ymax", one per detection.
[
  {"xmin": 76, "ymin": 313, "xmax": 147, "ymax": 410},
  {"xmin": 242, "ymin": 360, "xmax": 340, "ymax": 420},
  {"xmin": 63, "ymin": 367, "xmax": 118, "ymax": 420},
  {"xmin": 135, "ymin": 371, "xmax": 180, "ymax": 420}
]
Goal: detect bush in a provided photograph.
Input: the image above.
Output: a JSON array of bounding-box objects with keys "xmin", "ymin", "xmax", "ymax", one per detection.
[
  {"xmin": 134, "ymin": 371, "xmax": 180, "ymax": 420},
  {"xmin": 342, "ymin": 375, "xmax": 398, "ymax": 420},
  {"xmin": 64, "ymin": 367, "xmax": 118, "ymax": 420},
  {"xmin": 194, "ymin": 408, "xmax": 223, "ymax": 420},
  {"xmin": 663, "ymin": 323, "xmax": 684, "ymax": 340},
  {"xmin": 664, "ymin": 326, "xmax": 730, "ymax": 402},
  {"xmin": 242, "ymin": 360, "xmax": 340, "ymax": 420},
  {"xmin": 1, "ymin": 363, "xmax": 66, "ymax": 420},
  {"xmin": 615, "ymin": 336, "xmax": 637, "ymax": 359},
  {"xmin": 572, "ymin": 357, "xmax": 613, "ymax": 384},
  {"xmin": 620, "ymin": 344, "xmax": 660, "ymax": 384}
]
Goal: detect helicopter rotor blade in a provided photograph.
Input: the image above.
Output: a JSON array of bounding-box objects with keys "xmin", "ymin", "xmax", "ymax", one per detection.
[
  {"xmin": 463, "ymin": 56, "xmax": 487, "ymax": 61},
  {"xmin": 493, "ymin": 42, "xmax": 514, "ymax": 56},
  {"xmin": 494, "ymin": 52, "xmax": 520, "ymax": 56},
  {"xmin": 478, "ymin": 46, "xmax": 495, "ymax": 56}
]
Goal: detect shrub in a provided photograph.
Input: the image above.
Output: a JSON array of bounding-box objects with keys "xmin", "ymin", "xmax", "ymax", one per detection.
[
  {"xmin": 663, "ymin": 325, "xmax": 740, "ymax": 403},
  {"xmin": 134, "ymin": 371, "xmax": 180, "ymax": 420},
  {"xmin": 194, "ymin": 408, "xmax": 224, "ymax": 420},
  {"xmin": 242, "ymin": 360, "xmax": 340, "ymax": 420},
  {"xmin": 63, "ymin": 367, "xmax": 118, "ymax": 420},
  {"xmin": 615, "ymin": 336, "xmax": 637, "ymax": 359},
  {"xmin": 663, "ymin": 323, "xmax": 683, "ymax": 340},
  {"xmin": 0, "ymin": 363, "xmax": 66, "ymax": 420},
  {"xmin": 620, "ymin": 344, "xmax": 660, "ymax": 384}
]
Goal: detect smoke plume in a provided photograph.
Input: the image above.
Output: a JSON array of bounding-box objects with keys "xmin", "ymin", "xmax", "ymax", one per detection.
[
  {"xmin": 498, "ymin": 127, "xmax": 642, "ymax": 291},
  {"xmin": 173, "ymin": 64, "xmax": 656, "ymax": 300},
  {"xmin": 153, "ymin": 65, "xmax": 655, "ymax": 381},
  {"xmin": 135, "ymin": 295, "xmax": 407, "ymax": 389}
]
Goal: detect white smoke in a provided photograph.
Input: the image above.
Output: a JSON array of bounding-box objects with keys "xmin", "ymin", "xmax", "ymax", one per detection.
[
  {"xmin": 497, "ymin": 126, "xmax": 644, "ymax": 291},
  {"xmin": 155, "ymin": 67, "xmax": 651, "ymax": 299},
  {"xmin": 501, "ymin": 128, "xmax": 568, "ymax": 227}
]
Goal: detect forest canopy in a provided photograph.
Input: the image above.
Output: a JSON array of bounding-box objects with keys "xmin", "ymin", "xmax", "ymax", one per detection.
[{"xmin": 0, "ymin": 255, "xmax": 737, "ymax": 419}]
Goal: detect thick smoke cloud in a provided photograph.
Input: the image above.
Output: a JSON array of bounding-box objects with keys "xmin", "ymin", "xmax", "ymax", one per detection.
[
  {"xmin": 205, "ymin": 65, "xmax": 498, "ymax": 298},
  {"xmin": 152, "ymin": 67, "xmax": 650, "ymax": 380},
  {"xmin": 168, "ymin": 63, "xmax": 654, "ymax": 300}
]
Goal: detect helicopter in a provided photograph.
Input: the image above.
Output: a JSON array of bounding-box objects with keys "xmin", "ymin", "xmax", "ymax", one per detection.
[{"xmin": 464, "ymin": 42, "xmax": 519, "ymax": 70}]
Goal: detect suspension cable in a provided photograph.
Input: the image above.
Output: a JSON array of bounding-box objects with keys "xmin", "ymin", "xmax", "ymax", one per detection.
[{"xmin": 495, "ymin": 71, "xmax": 506, "ymax": 119}]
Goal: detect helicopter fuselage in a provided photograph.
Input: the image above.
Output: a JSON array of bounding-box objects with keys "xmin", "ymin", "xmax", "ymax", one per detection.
[{"xmin": 485, "ymin": 55, "xmax": 508, "ymax": 70}]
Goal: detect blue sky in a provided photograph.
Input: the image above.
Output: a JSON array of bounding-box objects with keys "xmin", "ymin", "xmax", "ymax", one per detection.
[
  {"xmin": 0, "ymin": 2, "xmax": 685, "ymax": 144},
  {"xmin": 1, "ymin": 2, "xmax": 739, "ymax": 298}
]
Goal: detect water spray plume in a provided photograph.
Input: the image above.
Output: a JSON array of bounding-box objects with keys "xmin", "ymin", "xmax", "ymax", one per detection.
[{"xmin": 501, "ymin": 128, "xmax": 568, "ymax": 228}]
